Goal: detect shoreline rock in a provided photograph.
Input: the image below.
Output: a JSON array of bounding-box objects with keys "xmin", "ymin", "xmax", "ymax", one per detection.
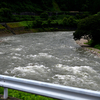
[{"xmin": 76, "ymin": 39, "xmax": 100, "ymax": 57}]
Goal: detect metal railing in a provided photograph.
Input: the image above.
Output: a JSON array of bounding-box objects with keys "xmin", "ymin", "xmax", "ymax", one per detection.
[{"xmin": 0, "ymin": 75, "xmax": 100, "ymax": 100}]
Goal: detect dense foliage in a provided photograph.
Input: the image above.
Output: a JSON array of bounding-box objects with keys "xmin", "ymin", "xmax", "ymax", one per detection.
[
  {"xmin": 0, "ymin": 8, "xmax": 13, "ymax": 22},
  {"xmin": 27, "ymin": 15, "xmax": 77, "ymax": 29},
  {"xmin": 40, "ymin": 12, "xmax": 49, "ymax": 20},
  {"xmin": 73, "ymin": 14, "xmax": 100, "ymax": 46},
  {"xmin": 0, "ymin": 0, "xmax": 100, "ymax": 13},
  {"xmin": 56, "ymin": 0, "xmax": 100, "ymax": 13},
  {"xmin": 0, "ymin": 0, "xmax": 99, "ymax": 22}
]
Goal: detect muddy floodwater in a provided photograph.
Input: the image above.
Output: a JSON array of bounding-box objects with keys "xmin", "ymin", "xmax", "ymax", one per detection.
[{"xmin": 0, "ymin": 31, "xmax": 100, "ymax": 91}]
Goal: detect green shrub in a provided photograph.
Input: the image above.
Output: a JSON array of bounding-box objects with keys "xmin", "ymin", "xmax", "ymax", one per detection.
[
  {"xmin": 97, "ymin": 12, "xmax": 100, "ymax": 16},
  {"xmin": 76, "ymin": 14, "xmax": 81, "ymax": 19},
  {"xmin": 32, "ymin": 19, "xmax": 42, "ymax": 28},
  {"xmin": 76, "ymin": 12, "xmax": 90, "ymax": 19},
  {"xmin": 51, "ymin": 15, "xmax": 57, "ymax": 20},
  {"xmin": 94, "ymin": 44, "xmax": 100, "ymax": 50},
  {"xmin": 85, "ymin": 40, "xmax": 94, "ymax": 45},
  {"xmin": 13, "ymin": 15, "xmax": 35, "ymax": 22},
  {"xmin": 42, "ymin": 21, "xmax": 48, "ymax": 28},
  {"xmin": 62, "ymin": 17, "xmax": 67, "ymax": 26},
  {"xmin": 55, "ymin": 15, "xmax": 65, "ymax": 20},
  {"xmin": 63, "ymin": 16, "xmax": 76, "ymax": 27},
  {"xmin": 0, "ymin": 24, "xmax": 5, "ymax": 29},
  {"xmin": 47, "ymin": 18, "xmax": 52, "ymax": 27},
  {"xmin": 40, "ymin": 12, "xmax": 49, "ymax": 20},
  {"xmin": 57, "ymin": 19, "xmax": 63, "ymax": 25},
  {"xmin": 51, "ymin": 20, "xmax": 58, "ymax": 26},
  {"xmin": 67, "ymin": 16, "xmax": 76, "ymax": 27},
  {"xmin": 81, "ymin": 12, "xmax": 91, "ymax": 18},
  {"xmin": 25, "ymin": 22, "xmax": 32, "ymax": 29},
  {"xmin": 0, "ymin": 8, "xmax": 13, "ymax": 22}
]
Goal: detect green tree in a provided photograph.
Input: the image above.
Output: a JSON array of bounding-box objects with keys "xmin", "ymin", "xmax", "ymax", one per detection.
[
  {"xmin": 63, "ymin": 16, "xmax": 76, "ymax": 27},
  {"xmin": 73, "ymin": 14, "xmax": 100, "ymax": 46},
  {"xmin": 40, "ymin": 12, "xmax": 49, "ymax": 20},
  {"xmin": 62, "ymin": 17, "xmax": 67, "ymax": 26},
  {"xmin": 67, "ymin": 16, "xmax": 76, "ymax": 27},
  {"xmin": 47, "ymin": 18, "xmax": 52, "ymax": 26},
  {"xmin": 32, "ymin": 19, "xmax": 42, "ymax": 28},
  {"xmin": 0, "ymin": 8, "xmax": 13, "ymax": 22}
]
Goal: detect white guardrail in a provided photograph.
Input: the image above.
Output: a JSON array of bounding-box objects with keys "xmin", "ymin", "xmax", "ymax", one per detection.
[{"xmin": 0, "ymin": 75, "xmax": 100, "ymax": 100}]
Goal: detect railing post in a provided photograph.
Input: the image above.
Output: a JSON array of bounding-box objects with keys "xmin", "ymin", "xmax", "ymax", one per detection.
[{"xmin": 4, "ymin": 87, "xmax": 8, "ymax": 99}]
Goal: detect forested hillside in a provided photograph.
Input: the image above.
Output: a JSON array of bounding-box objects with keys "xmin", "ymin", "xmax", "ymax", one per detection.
[{"xmin": 0, "ymin": 0, "xmax": 100, "ymax": 13}]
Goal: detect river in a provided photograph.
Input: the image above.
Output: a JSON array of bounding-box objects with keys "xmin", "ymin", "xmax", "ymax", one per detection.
[{"xmin": 0, "ymin": 31, "xmax": 100, "ymax": 91}]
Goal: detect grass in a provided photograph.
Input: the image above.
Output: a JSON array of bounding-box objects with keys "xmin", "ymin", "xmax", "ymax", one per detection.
[
  {"xmin": 0, "ymin": 24, "xmax": 6, "ymax": 29},
  {"xmin": 19, "ymin": 21, "xmax": 33, "ymax": 27},
  {"xmin": 0, "ymin": 87, "xmax": 57, "ymax": 100},
  {"xmin": 84, "ymin": 40, "xmax": 93, "ymax": 45},
  {"xmin": 88, "ymin": 48, "xmax": 93, "ymax": 50},
  {"xmin": 6, "ymin": 21, "xmax": 33, "ymax": 28},
  {"xmin": 85, "ymin": 40, "xmax": 100, "ymax": 50},
  {"xmin": 7, "ymin": 22, "xmax": 23, "ymax": 28}
]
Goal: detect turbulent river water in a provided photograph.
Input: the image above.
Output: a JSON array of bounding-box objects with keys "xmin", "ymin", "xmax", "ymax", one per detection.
[{"xmin": 0, "ymin": 31, "xmax": 100, "ymax": 91}]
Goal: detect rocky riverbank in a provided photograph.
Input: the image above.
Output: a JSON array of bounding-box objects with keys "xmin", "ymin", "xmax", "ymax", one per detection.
[
  {"xmin": 0, "ymin": 27, "xmax": 34, "ymax": 37},
  {"xmin": 76, "ymin": 39, "xmax": 100, "ymax": 57}
]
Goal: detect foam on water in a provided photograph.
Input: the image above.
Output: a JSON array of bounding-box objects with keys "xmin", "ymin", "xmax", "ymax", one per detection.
[
  {"xmin": 52, "ymin": 64, "xmax": 100, "ymax": 90},
  {"xmin": 0, "ymin": 52, "xmax": 4, "ymax": 54},
  {"xmin": 12, "ymin": 56, "xmax": 21, "ymax": 59},
  {"xmin": 26, "ymin": 53, "xmax": 60, "ymax": 60},
  {"xmin": 5, "ymin": 64, "xmax": 50, "ymax": 80},
  {"xmin": 4, "ymin": 63, "xmax": 100, "ymax": 90},
  {"xmin": 14, "ymin": 53, "xmax": 21, "ymax": 56},
  {"xmin": 11, "ymin": 48, "xmax": 22, "ymax": 51}
]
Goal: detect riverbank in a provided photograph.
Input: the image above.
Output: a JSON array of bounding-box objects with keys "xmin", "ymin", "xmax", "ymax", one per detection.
[
  {"xmin": 76, "ymin": 39, "xmax": 100, "ymax": 57},
  {"xmin": 0, "ymin": 26, "xmax": 75, "ymax": 37},
  {"xmin": 0, "ymin": 27, "xmax": 34, "ymax": 37}
]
